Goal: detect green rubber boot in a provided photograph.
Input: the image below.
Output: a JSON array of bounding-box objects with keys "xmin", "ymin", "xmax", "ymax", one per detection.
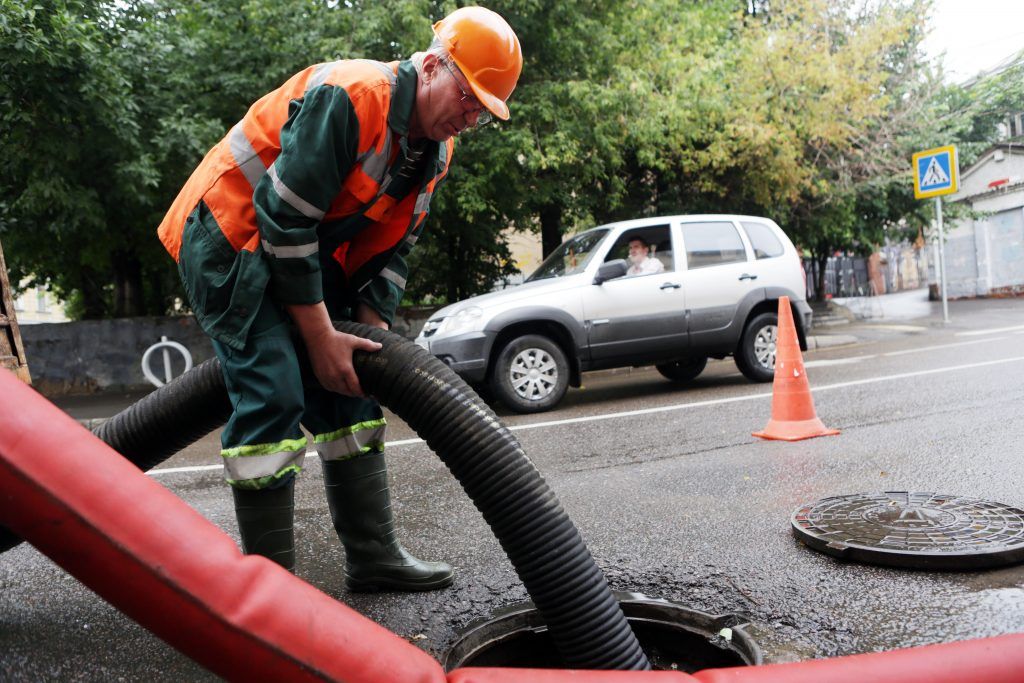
[
  {"xmin": 232, "ymin": 479, "xmax": 295, "ymax": 572},
  {"xmin": 322, "ymin": 452, "xmax": 453, "ymax": 592}
]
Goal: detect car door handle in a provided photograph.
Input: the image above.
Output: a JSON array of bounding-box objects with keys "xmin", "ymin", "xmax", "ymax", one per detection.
[
  {"xmin": 589, "ymin": 319, "xmax": 610, "ymax": 326},
  {"xmin": 738, "ymin": 273, "xmax": 758, "ymax": 281},
  {"xmin": 659, "ymin": 282, "xmax": 681, "ymax": 290}
]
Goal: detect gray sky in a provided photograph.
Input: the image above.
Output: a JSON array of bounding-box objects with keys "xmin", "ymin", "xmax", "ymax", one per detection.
[{"xmin": 921, "ymin": 0, "xmax": 1024, "ymax": 82}]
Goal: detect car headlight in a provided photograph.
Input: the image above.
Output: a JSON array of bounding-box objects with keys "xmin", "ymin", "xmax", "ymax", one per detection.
[
  {"xmin": 436, "ymin": 306, "xmax": 483, "ymax": 336},
  {"xmin": 419, "ymin": 319, "xmax": 443, "ymax": 338}
]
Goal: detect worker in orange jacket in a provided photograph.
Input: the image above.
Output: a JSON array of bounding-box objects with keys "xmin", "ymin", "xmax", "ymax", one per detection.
[{"xmin": 157, "ymin": 7, "xmax": 522, "ymax": 590}]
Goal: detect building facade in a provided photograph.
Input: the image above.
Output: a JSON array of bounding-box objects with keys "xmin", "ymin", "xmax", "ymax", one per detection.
[
  {"xmin": 935, "ymin": 143, "xmax": 1024, "ymax": 298},
  {"xmin": 13, "ymin": 279, "xmax": 70, "ymax": 324}
]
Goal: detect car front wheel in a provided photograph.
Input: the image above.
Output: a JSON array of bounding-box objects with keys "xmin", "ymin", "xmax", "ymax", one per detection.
[
  {"xmin": 490, "ymin": 334, "xmax": 569, "ymax": 413},
  {"xmin": 734, "ymin": 312, "xmax": 778, "ymax": 382}
]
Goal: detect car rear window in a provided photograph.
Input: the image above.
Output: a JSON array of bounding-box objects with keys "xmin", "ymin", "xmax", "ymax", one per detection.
[
  {"xmin": 682, "ymin": 222, "xmax": 747, "ymax": 269},
  {"xmin": 741, "ymin": 221, "xmax": 785, "ymax": 259}
]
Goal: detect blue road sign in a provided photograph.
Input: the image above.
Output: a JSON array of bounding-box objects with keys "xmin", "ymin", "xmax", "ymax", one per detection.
[{"xmin": 912, "ymin": 145, "xmax": 958, "ymax": 199}]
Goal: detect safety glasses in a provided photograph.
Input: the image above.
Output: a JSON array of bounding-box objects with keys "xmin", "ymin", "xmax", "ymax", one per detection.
[{"xmin": 442, "ymin": 59, "xmax": 492, "ymax": 126}]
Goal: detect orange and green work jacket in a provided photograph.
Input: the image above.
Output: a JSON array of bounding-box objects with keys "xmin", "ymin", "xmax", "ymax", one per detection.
[{"xmin": 158, "ymin": 59, "xmax": 454, "ymax": 350}]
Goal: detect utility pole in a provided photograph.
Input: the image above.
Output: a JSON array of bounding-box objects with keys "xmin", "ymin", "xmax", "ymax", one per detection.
[{"xmin": 0, "ymin": 237, "xmax": 31, "ymax": 383}]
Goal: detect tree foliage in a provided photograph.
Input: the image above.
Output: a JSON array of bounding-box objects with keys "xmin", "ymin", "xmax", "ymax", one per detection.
[
  {"xmin": 1, "ymin": 0, "xmax": 149, "ymax": 317},
  {"xmin": 3, "ymin": 0, "xmax": 1019, "ymax": 315}
]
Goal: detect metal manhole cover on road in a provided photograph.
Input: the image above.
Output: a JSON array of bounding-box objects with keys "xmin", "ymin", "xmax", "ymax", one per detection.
[{"xmin": 792, "ymin": 492, "xmax": 1024, "ymax": 570}]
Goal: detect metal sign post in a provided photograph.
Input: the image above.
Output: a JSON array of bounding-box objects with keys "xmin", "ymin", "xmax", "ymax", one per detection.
[
  {"xmin": 935, "ymin": 197, "xmax": 950, "ymax": 323},
  {"xmin": 913, "ymin": 145, "xmax": 958, "ymax": 323}
]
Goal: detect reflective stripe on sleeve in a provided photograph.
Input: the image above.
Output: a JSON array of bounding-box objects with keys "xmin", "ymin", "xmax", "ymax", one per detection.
[
  {"xmin": 359, "ymin": 127, "xmax": 393, "ymax": 186},
  {"xmin": 404, "ymin": 232, "xmax": 419, "ymax": 246},
  {"xmin": 313, "ymin": 419, "xmax": 387, "ymax": 461},
  {"xmin": 221, "ymin": 438, "xmax": 307, "ymax": 483},
  {"xmin": 261, "ymin": 239, "xmax": 319, "ymax": 259},
  {"xmin": 353, "ymin": 60, "xmax": 396, "ymax": 187},
  {"xmin": 358, "ymin": 59, "xmax": 398, "ymax": 81},
  {"xmin": 378, "ymin": 268, "xmax": 407, "ymax": 290},
  {"xmin": 229, "ymin": 122, "xmax": 267, "ymax": 189},
  {"xmin": 307, "ymin": 62, "xmax": 335, "ymax": 91},
  {"xmin": 267, "ymin": 164, "xmax": 326, "ymax": 220},
  {"xmin": 413, "ymin": 190, "xmax": 430, "ymax": 215}
]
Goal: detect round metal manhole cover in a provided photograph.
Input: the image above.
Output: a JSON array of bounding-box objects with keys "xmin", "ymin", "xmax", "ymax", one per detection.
[{"xmin": 792, "ymin": 492, "xmax": 1024, "ymax": 570}]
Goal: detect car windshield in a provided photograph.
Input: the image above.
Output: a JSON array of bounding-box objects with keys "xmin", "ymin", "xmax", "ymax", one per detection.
[{"xmin": 527, "ymin": 229, "xmax": 609, "ymax": 282}]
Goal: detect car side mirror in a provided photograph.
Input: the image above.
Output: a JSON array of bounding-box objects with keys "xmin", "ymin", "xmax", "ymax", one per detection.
[{"xmin": 594, "ymin": 259, "xmax": 628, "ymax": 285}]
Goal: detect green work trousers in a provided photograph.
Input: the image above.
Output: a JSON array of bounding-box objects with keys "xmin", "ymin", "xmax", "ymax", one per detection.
[{"xmin": 211, "ymin": 297, "xmax": 385, "ymax": 490}]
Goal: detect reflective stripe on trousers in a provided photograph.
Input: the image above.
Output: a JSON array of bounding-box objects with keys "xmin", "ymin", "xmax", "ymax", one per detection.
[
  {"xmin": 313, "ymin": 418, "xmax": 387, "ymax": 462},
  {"xmin": 221, "ymin": 437, "xmax": 307, "ymax": 489}
]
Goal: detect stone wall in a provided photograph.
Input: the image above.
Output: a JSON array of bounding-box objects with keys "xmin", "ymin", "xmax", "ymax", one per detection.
[
  {"xmin": 21, "ymin": 306, "xmax": 440, "ymax": 398},
  {"xmin": 21, "ymin": 316, "xmax": 215, "ymax": 397}
]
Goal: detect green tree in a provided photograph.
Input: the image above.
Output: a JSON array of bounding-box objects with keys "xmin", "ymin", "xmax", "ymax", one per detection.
[
  {"xmin": 952, "ymin": 56, "xmax": 1024, "ymax": 164},
  {"xmin": 1, "ymin": 0, "xmax": 433, "ymax": 317},
  {"xmin": 0, "ymin": 0, "xmax": 152, "ymax": 317},
  {"xmin": 3, "ymin": 0, "xmax": 966, "ymax": 314},
  {"xmin": 406, "ymin": 0, "xmax": 743, "ymax": 304},
  {"xmin": 405, "ymin": 0, "xmax": 641, "ymax": 307},
  {"xmin": 678, "ymin": 0, "xmax": 934, "ymax": 298}
]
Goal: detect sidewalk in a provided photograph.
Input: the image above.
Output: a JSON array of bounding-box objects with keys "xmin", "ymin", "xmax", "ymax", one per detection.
[
  {"xmin": 829, "ymin": 287, "xmax": 934, "ymax": 322},
  {"xmin": 806, "ymin": 331, "xmax": 857, "ymax": 349},
  {"xmin": 51, "ymin": 389, "xmax": 152, "ymax": 429},
  {"xmin": 807, "ymin": 287, "xmax": 945, "ymax": 349}
]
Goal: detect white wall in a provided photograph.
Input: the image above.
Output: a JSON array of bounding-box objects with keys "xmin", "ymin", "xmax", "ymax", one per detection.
[{"xmin": 934, "ymin": 147, "xmax": 1024, "ymax": 298}]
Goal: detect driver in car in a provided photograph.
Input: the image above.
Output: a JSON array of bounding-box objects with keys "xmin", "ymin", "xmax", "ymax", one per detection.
[{"xmin": 626, "ymin": 236, "xmax": 665, "ymax": 276}]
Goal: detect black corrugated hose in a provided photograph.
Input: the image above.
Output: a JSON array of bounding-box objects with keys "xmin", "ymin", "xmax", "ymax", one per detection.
[{"xmin": 1, "ymin": 324, "xmax": 651, "ymax": 671}]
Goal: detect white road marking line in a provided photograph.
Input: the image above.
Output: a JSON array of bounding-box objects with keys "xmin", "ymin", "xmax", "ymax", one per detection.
[
  {"xmin": 153, "ymin": 464, "xmax": 223, "ymax": 475},
  {"xmin": 151, "ymin": 442, "xmax": 424, "ymax": 477},
  {"xmin": 148, "ymin": 354, "xmax": 1024, "ymax": 477},
  {"xmin": 882, "ymin": 337, "xmax": 1007, "ymax": 356},
  {"xmin": 956, "ymin": 324, "xmax": 1024, "ymax": 337},
  {"xmin": 804, "ymin": 357, "xmax": 870, "ymax": 367},
  {"xmin": 861, "ymin": 324, "xmax": 928, "ymax": 332},
  {"xmin": 811, "ymin": 355, "xmax": 1024, "ymax": 392}
]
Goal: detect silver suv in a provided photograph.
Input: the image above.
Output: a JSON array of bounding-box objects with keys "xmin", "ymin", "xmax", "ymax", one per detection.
[{"xmin": 416, "ymin": 215, "xmax": 811, "ymax": 413}]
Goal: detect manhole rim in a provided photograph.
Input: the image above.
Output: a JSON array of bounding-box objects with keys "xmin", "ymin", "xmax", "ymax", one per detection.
[
  {"xmin": 443, "ymin": 591, "xmax": 762, "ymax": 671},
  {"xmin": 791, "ymin": 491, "xmax": 1024, "ymax": 570}
]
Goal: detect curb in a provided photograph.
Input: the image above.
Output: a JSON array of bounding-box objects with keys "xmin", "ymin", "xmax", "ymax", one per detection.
[{"xmin": 807, "ymin": 334, "xmax": 858, "ymax": 350}]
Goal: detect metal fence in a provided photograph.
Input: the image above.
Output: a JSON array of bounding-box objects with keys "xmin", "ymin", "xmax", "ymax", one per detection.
[
  {"xmin": 803, "ymin": 245, "xmax": 927, "ymax": 300},
  {"xmin": 803, "ymin": 256, "xmax": 870, "ymax": 300}
]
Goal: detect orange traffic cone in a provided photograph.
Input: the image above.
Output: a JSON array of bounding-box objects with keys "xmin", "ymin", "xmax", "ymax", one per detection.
[{"xmin": 753, "ymin": 296, "xmax": 840, "ymax": 441}]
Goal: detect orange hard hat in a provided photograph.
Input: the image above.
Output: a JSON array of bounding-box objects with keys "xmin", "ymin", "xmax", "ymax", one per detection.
[{"xmin": 432, "ymin": 7, "xmax": 522, "ymax": 121}]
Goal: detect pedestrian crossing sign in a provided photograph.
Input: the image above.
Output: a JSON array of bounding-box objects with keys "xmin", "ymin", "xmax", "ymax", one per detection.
[{"xmin": 912, "ymin": 145, "xmax": 958, "ymax": 199}]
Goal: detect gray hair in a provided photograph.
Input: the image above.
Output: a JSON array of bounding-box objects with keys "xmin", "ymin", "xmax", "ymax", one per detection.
[
  {"xmin": 428, "ymin": 36, "xmax": 446, "ymax": 54},
  {"xmin": 411, "ymin": 38, "xmax": 450, "ymax": 74}
]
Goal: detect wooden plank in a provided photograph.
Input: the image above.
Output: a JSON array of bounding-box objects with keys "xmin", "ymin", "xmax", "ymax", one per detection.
[{"xmin": 0, "ymin": 238, "xmax": 31, "ymax": 384}]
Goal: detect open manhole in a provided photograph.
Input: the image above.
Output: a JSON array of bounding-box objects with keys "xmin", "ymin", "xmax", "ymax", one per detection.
[
  {"xmin": 444, "ymin": 592, "xmax": 761, "ymax": 672},
  {"xmin": 792, "ymin": 491, "xmax": 1024, "ymax": 570}
]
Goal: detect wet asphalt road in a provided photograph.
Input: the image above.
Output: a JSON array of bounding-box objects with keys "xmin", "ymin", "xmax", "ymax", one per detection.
[{"xmin": 3, "ymin": 296, "xmax": 1024, "ymax": 680}]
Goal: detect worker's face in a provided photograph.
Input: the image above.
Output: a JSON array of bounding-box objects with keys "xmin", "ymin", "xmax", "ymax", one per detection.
[
  {"xmin": 628, "ymin": 240, "xmax": 648, "ymax": 264},
  {"xmin": 412, "ymin": 54, "xmax": 488, "ymax": 142}
]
